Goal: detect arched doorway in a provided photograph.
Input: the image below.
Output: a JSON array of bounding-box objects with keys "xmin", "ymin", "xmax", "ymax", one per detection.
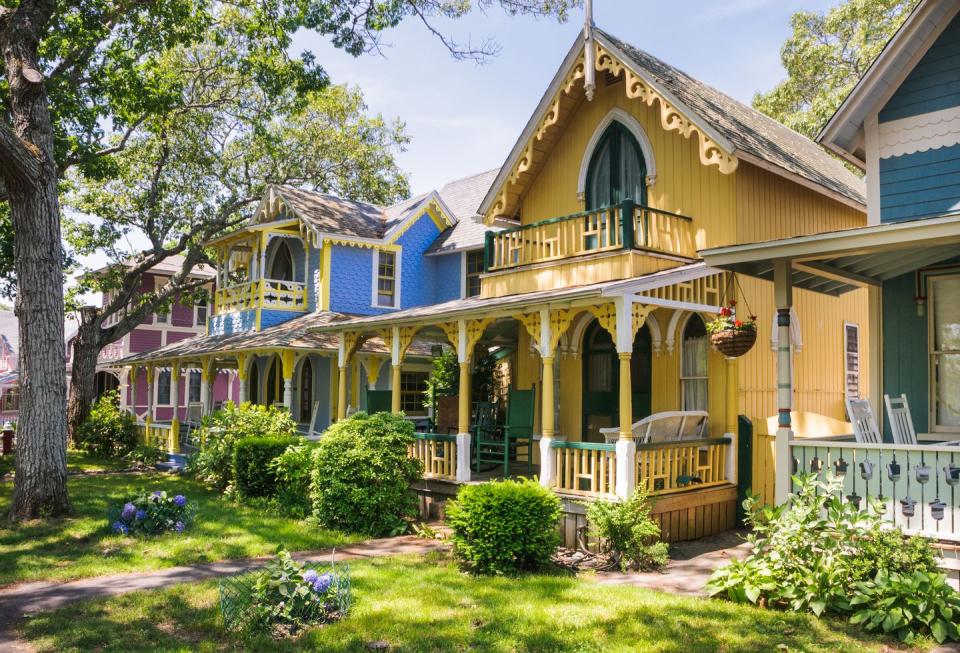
[
  {"xmin": 267, "ymin": 240, "xmax": 294, "ymax": 281},
  {"xmin": 299, "ymin": 358, "xmax": 313, "ymax": 423},
  {"xmin": 582, "ymin": 320, "xmax": 653, "ymax": 441},
  {"xmin": 94, "ymin": 371, "xmax": 120, "ymax": 402},
  {"xmin": 680, "ymin": 315, "xmax": 709, "ymax": 411},
  {"xmin": 265, "ymin": 355, "xmax": 282, "ymax": 406},
  {"xmin": 585, "ymin": 120, "xmax": 648, "ymax": 210},
  {"xmin": 248, "ymin": 359, "xmax": 260, "ymax": 405}
]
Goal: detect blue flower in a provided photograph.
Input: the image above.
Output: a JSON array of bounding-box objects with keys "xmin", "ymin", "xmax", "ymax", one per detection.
[
  {"xmin": 120, "ymin": 502, "xmax": 136, "ymax": 522},
  {"xmin": 302, "ymin": 569, "xmax": 319, "ymax": 584},
  {"xmin": 174, "ymin": 521, "xmax": 185, "ymax": 533},
  {"xmin": 152, "ymin": 490, "xmax": 163, "ymax": 499},
  {"xmin": 112, "ymin": 521, "xmax": 129, "ymax": 535},
  {"xmin": 135, "ymin": 509, "xmax": 147, "ymax": 521},
  {"xmin": 312, "ymin": 573, "xmax": 332, "ymax": 594},
  {"xmin": 173, "ymin": 494, "xmax": 186, "ymax": 507}
]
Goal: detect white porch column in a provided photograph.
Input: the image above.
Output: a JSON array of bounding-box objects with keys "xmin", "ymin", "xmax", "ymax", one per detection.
[
  {"xmin": 170, "ymin": 360, "xmax": 181, "ymax": 454},
  {"xmin": 119, "ymin": 368, "xmax": 130, "ymax": 410},
  {"xmin": 146, "ymin": 365, "xmax": 155, "ymax": 422},
  {"xmin": 614, "ymin": 296, "xmax": 637, "ymax": 499},
  {"xmin": 537, "ymin": 308, "xmax": 557, "ymax": 488},
  {"xmin": 337, "ymin": 335, "xmax": 349, "ymax": 421},
  {"xmin": 129, "ymin": 366, "xmax": 139, "ymax": 417},
  {"xmin": 868, "ymin": 285, "xmax": 883, "ymax": 429},
  {"xmin": 455, "ymin": 320, "xmax": 472, "ymax": 482},
  {"xmin": 390, "ymin": 326, "xmax": 402, "ymax": 414},
  {"xmin": 237, "ymin": 353, "xmax": 249, "ymax": 404},
  {"xmin": 774, "ymin": 260, "xmax": 794, "ymax": 504},
  {"xmin": 282, "ymin": 350, "xmax": 296, "ymax": 415}
]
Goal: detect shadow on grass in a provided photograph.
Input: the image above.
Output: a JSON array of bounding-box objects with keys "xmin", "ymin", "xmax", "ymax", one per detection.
[{"xmin": 19, "ymin": 555, "xmax": 919, "ymax": 653}]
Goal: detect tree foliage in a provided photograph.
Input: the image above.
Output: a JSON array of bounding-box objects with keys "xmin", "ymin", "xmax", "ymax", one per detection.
[{"xmin": 753, "ymin": 0, "xmax": 919, "ymax": 140}]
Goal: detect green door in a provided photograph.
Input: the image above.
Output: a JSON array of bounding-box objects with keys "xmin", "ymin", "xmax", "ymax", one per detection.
[{"xmin": 582, "ymin": 320, "xmax": 653, "ymax": 442}]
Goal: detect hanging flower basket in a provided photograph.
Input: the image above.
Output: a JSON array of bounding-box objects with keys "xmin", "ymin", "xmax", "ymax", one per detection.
[{"xmin": 706, "ymin": 300, "xmax": 757, "ymax": 358}]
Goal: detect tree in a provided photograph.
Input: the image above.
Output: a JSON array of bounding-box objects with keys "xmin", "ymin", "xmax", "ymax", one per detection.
[
  {"xmin": 0, "ymin": 0, "xmax": 578, "ymax": 520},
  {"xmin": 753, "ymin": 0, "xmax": 919, "ymax": 140}
]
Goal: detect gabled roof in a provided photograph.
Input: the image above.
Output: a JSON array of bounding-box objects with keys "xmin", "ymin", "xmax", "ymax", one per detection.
[
  {"xmin": 480, "ymin": 28, "xmax": 865, "ymax": 221},
  {"xmin": 89, "ymin": 254, "xmax": 215, "ymax": 279},
  {"xmin": 818, "ymin": 0, "xmax": 958, "ymax": 166},
  {"xmin": 427, "ymin": 168, "xmax": 503, "ymax": 255}
]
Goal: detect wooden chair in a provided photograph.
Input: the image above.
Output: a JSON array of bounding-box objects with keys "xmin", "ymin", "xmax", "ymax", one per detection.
[
  {"xmin": 471, "ymin": 401, "xmax": 501, "ymax": 473},
  {"xmin": 846, "ymin": 398, "xmax": 883, "ymax": 444},
  {"xmin": 884, "ymin": 394, "xmax": 917, "ymax": 445},
  {"xmin": 599, "ymin": 410, "xmax": 709, "ymax": 444},
  {"xmin": 502, "ymin": 389, "xmax": 535, "ymax": 476},
  {"xmin": 365, "ymin": 390, "xmax": 392, "ymax": 414}
]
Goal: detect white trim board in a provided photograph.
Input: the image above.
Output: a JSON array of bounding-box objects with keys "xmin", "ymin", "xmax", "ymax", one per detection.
[{"xmin": 878, "ymin": 105, "xmax": 960, "ymax": 159}]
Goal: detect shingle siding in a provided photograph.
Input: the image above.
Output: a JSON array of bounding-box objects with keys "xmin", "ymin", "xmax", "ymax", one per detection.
[
  {"xmin": 434, "ymin": 252, "xmax": 462, "ymax": 302},
  {"xmin": 208, "ymin": 309, "xmax": 255, "ymax": 336}
]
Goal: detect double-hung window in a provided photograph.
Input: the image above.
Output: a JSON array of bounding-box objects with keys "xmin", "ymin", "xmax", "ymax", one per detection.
[
  {"xmin": 376, "ymin": 251, "xmax": 397, "ymax": 308},
  {"xmin": 844, "ymin": 323, "xmax": 860, "ymax": 400},
  {"xmin": 465, "ymin": 250, "xmax": 484, "ymax": 298},
  {"xmin": 400, "ymin": 371, "xmax": 428, "ymax": 415},
  {"xmin": 930, "ymin": 275, "xmax": 960, "ymax": 430},
  {"xmin": 156, "ymin": 370, "xmax": 172, "ymax": 406}
]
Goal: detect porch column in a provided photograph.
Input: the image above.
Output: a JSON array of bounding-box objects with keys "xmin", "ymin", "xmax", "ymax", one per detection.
[
  {"xmin": 129, "ymin": 365, "xmax": 139, "ymax": 419},
  {"xmin": 281, "ymin": 350, "xmax": 296, "ymax": 414},
  {"xmin": 337, "ymin": 335, "xmax": 349, "ymax": 421},
  {"xmin": 200, "ymin": 357, "xmax": 213, "ymax": 416},
  {"xmin": 774, "ymin": 260, "xmax": 794, "ymax": 504},
  {"xmin": 145, "ymin": 364, "xmax": 155, "ymax": 423},
  {"xmin": 538, "ymin": 309, "xmax": 557, "ymax": 488},
  {"xmin": 119, "ymin": 368, "xmax": 130, "ymax": 410},
  {"xmin": 614, "ymin": 296, "xmax": 637, "ymax": 499},
  {"xmin": 456, "ymin": 320, "xmax": 472, "ymax": 482},
  {"xmin": 236, "ymin": 353, "xmax": 249, "ymax": 404},
  {"xmin": 170, "ymin": 360, "xmax": 181, "ymax": 454},
  {"xmin": 390, "ymin": 326, "xmax": 402, "ymax": 413}
]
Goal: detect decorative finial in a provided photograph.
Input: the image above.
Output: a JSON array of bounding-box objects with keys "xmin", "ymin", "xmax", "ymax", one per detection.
[{"xmin": 584, "ymin": 0, "xmax": 596, "ymax": 101}]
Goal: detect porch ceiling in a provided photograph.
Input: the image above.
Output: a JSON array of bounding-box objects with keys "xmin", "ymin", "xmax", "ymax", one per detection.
[{"xmin": 700, "ymin": 213, "xmax": 960, "ymax": 295}]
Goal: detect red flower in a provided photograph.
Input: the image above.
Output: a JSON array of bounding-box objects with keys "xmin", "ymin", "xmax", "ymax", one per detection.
[
  {"xmin": 735, "ymin": 320, "xmax": 743, "ymax": 328},
  {"xmin": 720, "ymin": 307, "xmax": 732, "ymax": 317},
  {"xmin": 729, "ymin": 300, "xmax": 737, "ymax": 307}
]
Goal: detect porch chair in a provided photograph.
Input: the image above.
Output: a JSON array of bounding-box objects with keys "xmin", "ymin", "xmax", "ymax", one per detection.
[
  {"xmin": 501, "ymin": 388, "xmax": 535, "ymax": 476},
  {"xmin": 845, "ymin": 398, "xmax": 883, "ymax": 444},
  {"xmin": 599, "ymin": 410, "xmax": 709, "ymax": 444},
  {"xmin": 884, "ymin": 393, "xmax": 960, "ymax": 446},
  {"xmin": 471, "ymin": 401, "xmax": 501, "ymax": 473},
  {"xmin": 365, "ymin": 390, "xmax": 392, "ymax": 414}
]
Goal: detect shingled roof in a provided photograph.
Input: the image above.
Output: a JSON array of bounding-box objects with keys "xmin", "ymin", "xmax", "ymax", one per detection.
[
  {"xmin": 599, "ymin": 29, "xmax": 865, "ymax": 205},
  {"xmin": 427, "ymin": 168, "xmax": 502, "ymax": 254},
  {"xmin": 270, "ymin": 186, "xmax": 389, "ymax": 240}
]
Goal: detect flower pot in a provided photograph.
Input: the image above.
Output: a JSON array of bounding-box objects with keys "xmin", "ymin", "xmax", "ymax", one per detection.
[{"xmin": 710, "ymin": 328, "xmax": 757, "ymax": 358}]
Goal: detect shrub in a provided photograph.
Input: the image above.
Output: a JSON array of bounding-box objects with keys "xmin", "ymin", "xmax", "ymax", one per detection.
[
  {"xmin": 219, "ymin": 547, "xmax": 350, "ymax": 636},
  {"xmin": 233, "ymin": 436, "xmax": 299, "ymax": 499},
  {"xmin": 75, "ymin": 391, "xmax": 138, "ymax": 457},
  {"xmin": 108, "ymin": 489, "xmax": 196, "ymax": 536},
  {"xmin": 125, "ymin": 444, "xmax": 164, "ymax": 468},
  {"xmin": 706, "ymin": 473, "xmax": 958, "ymax": 644},
  {"xmin": 446, "ymin": 478, "xmax": 561, "ymax": 575},
  {"xmin": 271, "ymin": 441, "xmax": 321, "ymax": 518},
  {"xmin": 850, "ymin": 569, "xmax": 960, "ymax": 644},
  {"xmin": 310, "ymin": 411, "xmax": 421, "ymax": 537},
  {"xmin": 190, "ymin": 402, "xmax": 297, "ymax": 491},
  {"xmin": 585, "ymin": 488, "xmax": 668, "ymax": 571}
]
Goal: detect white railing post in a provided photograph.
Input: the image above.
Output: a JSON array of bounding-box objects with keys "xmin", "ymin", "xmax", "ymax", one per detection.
[
  {"xmin": 774, "ymin": 260, "xmax": 794, "ymax": 504},
  {"xmin": 538, "ymin": 308, "xmax": 557, "ymax": 488},
  {"xmin": 615, "ymin": 296, "xmax": 637, "ymax": 499}
]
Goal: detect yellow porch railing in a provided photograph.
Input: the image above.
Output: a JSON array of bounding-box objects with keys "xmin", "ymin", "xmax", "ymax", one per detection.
[
  {"xmin": 410, "ymin": 433, "xmax": 457, "ymax": 480},
  {"xmin": 214, "ymin": 278, "xmax": 307, "ymax": 315},
  {"xmin": 636, "ymin": 437, "xmax": 731, "ymax": 496},
  {"xmin": 136, "ymin": 420, "xmax": 173, "ymax": 451},
  {"xmin": 484, "ymin": 201, "xmax": 696, "ymax": 271},
  {"xmin": 552, "ymin": 441, "xmax": 618, "ymax": 498}
]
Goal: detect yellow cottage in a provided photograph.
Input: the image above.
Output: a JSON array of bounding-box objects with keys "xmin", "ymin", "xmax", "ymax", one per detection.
[{"xmin": 312, "ymin": 27, "xmax": 871, "ymax": 540}]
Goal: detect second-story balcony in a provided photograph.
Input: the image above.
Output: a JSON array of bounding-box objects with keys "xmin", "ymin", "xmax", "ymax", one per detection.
[
  {"xmin": 483, "ymin": 201, "xmax": 696, "ymax": 272},
  {"xmin": 214, "ymin": 278, "xmax": 308, "ymax": 315}
]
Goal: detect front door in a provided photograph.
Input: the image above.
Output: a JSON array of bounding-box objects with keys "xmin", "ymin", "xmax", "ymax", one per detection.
[
  {"xmin": 299, "ymin": 358, "xmax": 313, "ymax": 423},
  {"xmin": 582, "ymin": 320, "xmax": 653, "ymax": 442}
]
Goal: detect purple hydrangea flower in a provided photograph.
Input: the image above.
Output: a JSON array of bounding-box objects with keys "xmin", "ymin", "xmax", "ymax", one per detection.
[
  {"xmin": 174, "ymin": 521, "xmax": 185, "ymax": 533},
  {"xmin": 135, "ymin": 509, "xmax": 147, "ymax": 521},
  {"xmin": 302, "ymin": 569, "xmax": 319, "ymax": 584},
  {"xmin": 312, "ymin": 573, "xmax": 332, "ymax": 594},
  {"xmin": 152, "ymin": 490, "xmax": 163, "ymax": 498},
  {"xmin": 173, "ymin": 494, "xmax": 186, "ymax": 507},
  {"xmin": 112, "ymin": 521, "xmax": 129, "ymax": 535},
  {"xmin": 120, "ymin": 502, "xmax": 136, "ymax": 522}
]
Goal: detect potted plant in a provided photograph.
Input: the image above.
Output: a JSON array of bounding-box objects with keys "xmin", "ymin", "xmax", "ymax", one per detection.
[{"xmin": 706, "ymin": 301, "xmax": 757, "ymax": 358}]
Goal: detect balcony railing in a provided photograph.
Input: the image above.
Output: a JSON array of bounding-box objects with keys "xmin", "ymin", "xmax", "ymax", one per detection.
[
  {"xmin": 214, "ymin": 278, "xmax": 307, "ymax": 315},
  {"xmin": 410, "ymin": 433, "xmax": 458, "ymax": 480},
  {"xmin": 484, "ymin": 200, "xmax": 696, "ymax": 272},
  {"xmin": 552, "ymin": 440, "xmax": 618, "ymax": 498}
]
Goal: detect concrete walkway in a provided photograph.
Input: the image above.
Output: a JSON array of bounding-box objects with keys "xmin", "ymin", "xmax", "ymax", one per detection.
[{"xmin": 0, "ymin": 535, "xmax": 447, "ymax": 653}]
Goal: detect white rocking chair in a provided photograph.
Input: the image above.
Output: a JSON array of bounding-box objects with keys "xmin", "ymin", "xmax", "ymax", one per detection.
[
  {"xmin": 845, "ymin": 398, "xmax": 882, "ymax": 444},
  {"xmin": 600, "ymin": 410, "xmax": 709, "ymax": 444},
  {"xmin": 884, "ymin": 393, "xmax": 960, "ymax": 446}
]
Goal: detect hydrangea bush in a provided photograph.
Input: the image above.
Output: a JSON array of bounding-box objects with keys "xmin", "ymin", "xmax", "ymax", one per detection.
[
  {"xmin": 109, "ymin": 489, "xmax": 196, "ymax": 536},
  {"xmin": 219, "ymin": 547, "xmax": 351, "ymax": 637}
]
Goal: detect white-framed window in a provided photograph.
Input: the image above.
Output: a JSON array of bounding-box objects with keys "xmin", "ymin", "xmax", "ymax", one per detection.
[
  {"xmin": 844, "ymin": 322, "xmax": 860, "ymax": 400},
  {"xmin": 154, "ymin": 276, "xmax": 169, "ymax": 324},
  {"xmin": 464, "ymin": 250, "xmax": 484, "ymax": 298},
  {"xmin": 680, "ymin": 314, "xmax": 709, "ymax": 411},
  {"xmin": 400, "ymin": 371, "xmax": 428, "ymax": 415},
  {"xmin": 929, "ymin": 275, "xmax": 960, "ymax": 430},
  {"xmin": 195, "ymin": 297, "xmax": 208, "ymax": 328},
  {"xmin": 188, "ymin": 370, "xmax": 202, "ymax": 403},
  {"xmin": 156, "ymin": 369, "xmax": 172, "ymax": 406},
  {"xmin": 373, "ymin": 250, "xmax": 399, "ymax": 308}
]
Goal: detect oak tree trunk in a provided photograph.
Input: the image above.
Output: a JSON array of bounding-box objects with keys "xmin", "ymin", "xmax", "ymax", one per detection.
[{"xmin": 66, "ymin": 319, "xmax": 101, "ymax": 443}]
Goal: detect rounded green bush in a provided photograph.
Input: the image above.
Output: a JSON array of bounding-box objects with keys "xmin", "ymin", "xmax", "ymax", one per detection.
[
  {"xmin": 310, "ymin": 411, "xmax": 421, "ymax": 537},
  {"xmin": 75, "ymin": 391, "xmax": 138, "ymax": 457},
  {"xmin": 446, "ymin": 478, "xmax": 562, "ymax": 575},
  {"xmin": 232, "ymin": 436, "xmax": 299, "ymax": 499}
]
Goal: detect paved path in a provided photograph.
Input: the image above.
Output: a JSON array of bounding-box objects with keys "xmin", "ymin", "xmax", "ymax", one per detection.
[{"xmin": 0, "ymin": 535, "xmax": 447, "ymax": 653}]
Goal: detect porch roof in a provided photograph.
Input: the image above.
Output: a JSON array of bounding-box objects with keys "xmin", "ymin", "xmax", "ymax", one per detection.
[
  {"xmin": 700, "ymin": 212, "xmax": 960, "ymax": 296},
  {"xmin": 313, "ymin": 262, "xmax": 725, "ymax": 332}
]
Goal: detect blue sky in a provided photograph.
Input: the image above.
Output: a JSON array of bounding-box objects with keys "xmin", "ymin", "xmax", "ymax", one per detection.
[{"xmin": 291, "ymin": 0, "xmax": 839, "ymax": 194}]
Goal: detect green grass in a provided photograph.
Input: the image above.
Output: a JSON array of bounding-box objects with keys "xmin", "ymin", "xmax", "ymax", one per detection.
[
  {"xmin": 19, "ymin": 553, "xmax": 924, "ymax": 653},
  {"xmin": 0, "ymin": 471, "xmax": 358, "ymax": 587},
  {"xmin": 0, "ymin": 449, "xmax": 135, "ymax": 477}
]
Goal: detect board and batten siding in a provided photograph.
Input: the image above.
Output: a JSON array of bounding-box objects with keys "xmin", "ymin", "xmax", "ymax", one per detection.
[{"xmin": 877, "ymin": 12, "xmax": 960, "ymax": 223}]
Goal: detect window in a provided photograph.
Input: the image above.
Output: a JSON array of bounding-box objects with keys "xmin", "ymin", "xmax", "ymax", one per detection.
[
  {"xmin": 585, "ymin": 121, "xmax": 647, "ymax": 210},
  {"xmin": 844, "ymin": 323, "xmax": 860, "ymax": 400},
  {"xmin": 156, "ymin": 370, "xmax": 172, "ymax": 406},
  {"xmin": 154, "ymin": 276, "xmax": 169, "ymax": 323},
  {"xmin": 930, "ymin": 276, "xmax": 960, "ymax": 429},
  {"xmin": 195, "ymin": 297, "xmax": 208, "ymax": 327},
  {"xmin": 680, "ymin": 315, "xmax": 709, "ymax": 411},
  {"xmin": 188, "ymin": 370, "xmax": 202, "ymax": 404},
  {"xmin": 465, "ymin": 250, "xmax": 484, "ymax": 298},
  {"xmin": 376, "ymin": 250, "xmax": 397, "ymax": 308},
  {"xmin": 268, "ymin": 240, "xmax": 294, "ymax": 281},
  {"xmin": 400, "ymin": 371, "xmax": 428, "ymax": 415},
  {"xmin": 2, "ymin": 386, "xmax": 18, "ymax": 411}
]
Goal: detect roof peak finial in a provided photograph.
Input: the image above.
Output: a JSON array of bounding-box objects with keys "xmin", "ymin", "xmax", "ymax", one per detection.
[{"xmin": 584, "ymin": 0, "xmax": 596, "ymax": 101}]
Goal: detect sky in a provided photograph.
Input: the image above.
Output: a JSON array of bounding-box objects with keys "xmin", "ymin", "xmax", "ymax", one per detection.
[{"xmin": 290, "ymin": 0, "xmax": 840, "ymax": 194}]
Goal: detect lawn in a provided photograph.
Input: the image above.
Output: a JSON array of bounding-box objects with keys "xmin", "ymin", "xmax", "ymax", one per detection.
[
  {"xmin": 0, "ymin": 449, "xmax": 134, "ymax": 477},
  {"xmin": 0, "ymin": 471, "xmax": 358, "ymax": 587},
  {"xmin": 18, "ymin": 553, "xmax": 923, "ymax": 653}
]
